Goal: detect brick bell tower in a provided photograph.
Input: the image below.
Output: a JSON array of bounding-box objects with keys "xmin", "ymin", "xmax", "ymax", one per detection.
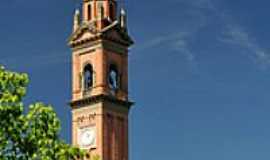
[{"xmin": 68, "ymin": 0, "xmax": 134, "ymax": 160}]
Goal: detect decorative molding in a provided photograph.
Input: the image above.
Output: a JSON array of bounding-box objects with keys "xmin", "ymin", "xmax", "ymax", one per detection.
[
  {"xmin": 72, "ymin": 40, "xmax": 102, "ymax": 54},
  {"xmin": 73, "ymin": 40, "xmax": 128, "ymax": 56},
  {"xmin": 69, "ymin": 21, "xmax": 134, "ymax": 48},
  {"xmin": 74, "ymin": 113, "xmax": 98, "ymax": 123},
  {"xmin": 102, "ymin": 40, "xmax": 128, "ymax": 55},
  {"xmin": 70, "ymin": 94, "xmax": 134, "ymax": 110}
]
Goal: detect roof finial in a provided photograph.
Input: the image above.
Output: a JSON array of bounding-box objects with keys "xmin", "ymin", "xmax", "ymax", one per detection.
[
  {"xmin": 73, "ymin": 8, "xmax": 81, "ymax": 32},
  {"xmin": 120, "ymin": 7, "xmax": 127, "ymax": 31},
  {"xmin": 121, "ymin": 7, "xmax": 126, "ymax": 16}
]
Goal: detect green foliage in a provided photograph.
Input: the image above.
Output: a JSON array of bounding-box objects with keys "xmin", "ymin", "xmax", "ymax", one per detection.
[{"xmin": 0, "ymin": 66, "xmax": 85, "ymax": 159}]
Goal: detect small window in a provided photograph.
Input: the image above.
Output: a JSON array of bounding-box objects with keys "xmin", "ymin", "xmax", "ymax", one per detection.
[
  {"xmin": 109, "ymin": 3, "xmax": 115, "ymax": 20},
  {"xmin": 83, "ymin": 64, "xmax": 93, "ymax": 90},
  {"xmin": 98, "ymin": 3, "xmax": 104, "ymax": 18},
  {"xmin": 108, "ymin": 64, "xmax": 119, "ymax": 90},
  {"xmin": 87, "ymin": 4, "xmax": 92, "ymax": 21}
]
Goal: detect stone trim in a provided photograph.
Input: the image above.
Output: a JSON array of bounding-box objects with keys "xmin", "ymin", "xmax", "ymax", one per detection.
[
  {"xmin": 70, "ymin": 94, "xmax": 134, "ymax": 109},
  {"xmin": 69, "ymin": 21, "xmax": 133, "ymax": 48},
  {"xmin": 72, "ymin": 40, "xmax": 128, "ymax": 56},
  {"xmin": 102, "ymin": 40, "xmax": 128, "ymax": 55},
  {"xmin": 70, "ymin": 35, "xmax": 132, "ymax": 48}
]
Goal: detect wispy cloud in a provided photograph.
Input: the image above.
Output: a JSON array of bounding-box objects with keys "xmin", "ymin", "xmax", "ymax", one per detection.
[
  {"xmin": 188, "ymin": 0, "xmax": 270, "ymax": 69},
  {"xmin": 172, "ymin": 38, "xmax": 195, "ymax": 64},
  {"xmin": 135, "ymin": 31, "xmax": 198, "ymax": 69},
  {"xmin": 135, "ymin": 0, "xmax": 270, "ymax": 71},
  {"xmin": 0, "ymin": 51, "xmax": 69, "ymax": 70},
  {"xmin": 220, "ymin": 25, "xmax": 270, "ymax": 69},
  {"xmin": 137, "ymin": 32, "xmax": 188, "ymax": 51},
  {"xmin": 134, "ymin": 0, "xmax": 217, "ymax": 70}
]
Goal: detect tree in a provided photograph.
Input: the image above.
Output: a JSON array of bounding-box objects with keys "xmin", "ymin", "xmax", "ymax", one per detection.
[{"xmin": 0, "ymin": 66, "xmax": 84, "ymax": 160}]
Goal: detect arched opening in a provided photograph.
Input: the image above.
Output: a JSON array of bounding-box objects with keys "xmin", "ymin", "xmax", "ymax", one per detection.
[
  {"xmin": 83, "ymin": 64, "xmax": 93, "ymax": 90},
  {"xmin": 108, "ymin": 64, "xmax": 119, "ymax": 90},
  {"xmin": 109, "ymin": 3, "xmax": 115, "ymax": 20},
  {"xmin": 87, "ymin": 4, "xmax": 92, "ymax": 21},
  {"xmin": 98, "ymin": 3, "xmax": 104, "ymax": 19}
]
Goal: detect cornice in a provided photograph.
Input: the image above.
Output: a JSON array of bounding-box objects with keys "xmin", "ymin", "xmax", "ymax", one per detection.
[
  {"xmin": 71, "ymin": 39, "xmax": 128, "ymax": 56},
  {"xmin": 69, "ymin": 94, "xmax": 134, "ymax": 110},
  {"xmin": 68, "ymin": 21, "xmax": 134, "ymax": 48}
]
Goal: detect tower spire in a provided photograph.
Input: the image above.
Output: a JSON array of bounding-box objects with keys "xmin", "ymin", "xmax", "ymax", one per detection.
[
  {"xmin": 80, "ymin": 0, "xmax": 117, "ymax": 30},
  {"xmin": 69, "ymin": 0, "xmax": 134, "ymax": 160}
]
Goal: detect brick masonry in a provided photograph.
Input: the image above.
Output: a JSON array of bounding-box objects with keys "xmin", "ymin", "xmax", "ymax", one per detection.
[{"xmin": 69, "ymin": 0, "xmax": 133, "ymax": 159}]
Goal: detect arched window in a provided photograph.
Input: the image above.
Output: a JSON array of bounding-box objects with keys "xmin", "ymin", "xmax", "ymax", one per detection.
[
  {"xmin": 109, "ymin": 3, "xmax": 115, "ymax": 20},
  {"xmin": 98, "ymin": 3, "xmax": 104, "ymax": 19},
  {"xmin": 108, "ymin": 64, "xmax": 119, "ymax": 90},
  {"xmin": 87, "ymin": 4, "xmax": 92, "ymax": 21},
  {"xmin": 83, "ymin": 64, "xmax": 93, "ymax": 90}
]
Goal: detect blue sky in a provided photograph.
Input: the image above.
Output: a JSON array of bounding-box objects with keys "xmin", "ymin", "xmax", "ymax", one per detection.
[{"xmin": 1, "ymin": 0, "xmax": 270, "ymax": 159}]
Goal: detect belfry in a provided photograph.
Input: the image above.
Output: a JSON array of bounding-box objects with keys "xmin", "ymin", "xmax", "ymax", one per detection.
[{"xmin": 68, "ymin": 0, "xmax": 134, "ymax": 159}]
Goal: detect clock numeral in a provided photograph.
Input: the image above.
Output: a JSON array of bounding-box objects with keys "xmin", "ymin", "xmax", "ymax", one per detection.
[{"xmin": 77, "ymin": 113, "xmax": 97, "ymax": 123}]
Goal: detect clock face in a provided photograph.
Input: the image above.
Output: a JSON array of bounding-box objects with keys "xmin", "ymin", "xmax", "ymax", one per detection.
[{"xmin": 78, "ymin": 127, "xmax": 96, "ymax": 149}]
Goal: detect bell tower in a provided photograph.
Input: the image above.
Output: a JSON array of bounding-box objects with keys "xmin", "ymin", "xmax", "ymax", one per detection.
[{"xmin": 68, "ymin": 0, "xmax": 134, "ymax": 160}]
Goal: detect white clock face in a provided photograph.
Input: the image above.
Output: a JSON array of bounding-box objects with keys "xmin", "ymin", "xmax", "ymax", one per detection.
[{"xmin": 78, "ymin": 127, "xmax": 96, "ymax": 149}]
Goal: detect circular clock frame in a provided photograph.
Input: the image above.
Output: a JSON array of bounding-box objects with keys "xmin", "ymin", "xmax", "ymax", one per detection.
[{"xmin": 78, "ymin": 127, "xmax": 96, "ymax": 149}]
